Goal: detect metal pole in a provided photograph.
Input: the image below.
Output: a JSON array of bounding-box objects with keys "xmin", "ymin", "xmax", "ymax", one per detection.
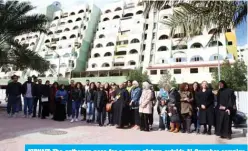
[
  {"xmin": 217, "ymin": 36, "xmax": 221, "ymax": 81},
  {"xmin": 58, "ymin": 56, "xmax": 61, "ymax": 81}
]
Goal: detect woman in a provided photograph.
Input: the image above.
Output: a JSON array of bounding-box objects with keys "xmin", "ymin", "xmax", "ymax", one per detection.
[
  {"xmin": 54, "ymin": 84, "xmax": 68, "ymax": 121},
  {"xmin": 105, "ymin": 83, "xmax": 113, "ymax": 125},
  {"xmin": 110, "ymin": 84, "xmax": 118, "ymax": 126},
  {"xmin": 198, "ymin": 81, "xmax": 215, "ymax": 135},
  {"xmin": 50, "ymin": 82, "xmax": 58, "ymax": 116},
  {"xmin": 41, "ymin": 80, "xmax": 50, "ymax": 119},
  {"xmin": 86, "ymin": 82, "xmax": 96, "ymax": 123},
  {"xmin": 215, "ymin": 80, "xmax": 236, "ymax": 139},
  {"xmin": 192, "ymin": 82, "xmax": 200, "ymax": 133},
  {"xmin": 129, "ymin": 80, "xmax": 142, "ymax": 129},
  {"xmin": 71, "ymin": 82, "xmax": 83, "ymax": 123},
  {"xmin": 179, "ymin": 83, "xmax": 193, "ymax": 133},
  {"xmin": 139, "ymin": 82, "xmax": 153, "ymax": 132},
  {"xmin": 126, "ymin": 80, "xmax": 133, "ymax": 94}
]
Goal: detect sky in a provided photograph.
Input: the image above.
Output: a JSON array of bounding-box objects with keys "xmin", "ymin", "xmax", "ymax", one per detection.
[{"xmin": 19, "ymin": 0, "xmax": 247, "ymax": 47}]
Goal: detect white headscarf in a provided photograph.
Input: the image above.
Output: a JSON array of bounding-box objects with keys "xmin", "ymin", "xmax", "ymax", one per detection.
[
  {"xmin": 142, "ymin": 82, "xmax": 150, "ymax": 90},
  {"xmin": 132, "ymin": 80, "xmax": 139, "ymax": 87}
]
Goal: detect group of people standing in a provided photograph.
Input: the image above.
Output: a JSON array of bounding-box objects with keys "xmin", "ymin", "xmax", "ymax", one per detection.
[
  {"xmin": 156, "ymin": 80, "xmax": 236, "ymax": 140},
  {"xmin": 5, "ymin": 75, "xmax": 236, "ymax": 140}
]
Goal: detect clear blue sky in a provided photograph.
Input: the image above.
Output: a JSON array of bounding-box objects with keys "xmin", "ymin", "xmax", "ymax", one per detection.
[{"xmin": 236, "ymin": 20, "xmax": 247, "ymax": 46}]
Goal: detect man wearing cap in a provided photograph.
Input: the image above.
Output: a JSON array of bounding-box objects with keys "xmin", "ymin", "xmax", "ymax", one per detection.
[{"xmin": 6, "ymin": 75, "xmax": 22, "ymax": 117}]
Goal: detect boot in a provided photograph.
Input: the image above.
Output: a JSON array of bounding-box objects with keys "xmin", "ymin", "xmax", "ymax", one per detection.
[
  {"xmin": 173, "ymin": 123, "xmax": 180, "ymax": 133},
  {"xmin": 169, "ymin": 123, "xmax": 175, "ymax": 132}
]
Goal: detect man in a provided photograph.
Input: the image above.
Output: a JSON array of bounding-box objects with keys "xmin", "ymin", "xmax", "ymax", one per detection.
[
  {"xmin": 6, "ymin": 75, "xmax": 22, "ymax": 117},
  {"xmin": 22, "ymin": 77, "xmax": 35, "ymax": 118},
  {"xmin": 32, "ymin": 78, "xmax": 43, "ymax": 118},
  {"xmin": 215, "ymin": 80, "xmax": 236, "ymax": 140},
  {"xmin": 67, "ymin": 80, "xmax": 75, "ymax": 119},
  {"xmin": 113, "ymin": 82, "xmax": 130, "ymax": 128},
  {"xmin": 96, "ymin": 82, "xmax": 101, "ymax": 90},
  {"xmin": 95, "ymin": 85, "xmax": 108, "ymax": 126}
]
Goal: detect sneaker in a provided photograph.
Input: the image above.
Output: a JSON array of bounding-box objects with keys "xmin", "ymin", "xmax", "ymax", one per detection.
[
  {"xmin": 70, "ymin": 119, "xmax": 74, "ymax": 123},
  {"xmin": 23, "ymin": 115, "xmax": 27, "ymax": 118},
  {"xmin": 158, "ymin": 128, "xmax": 162, "ymax": 131},
  {"xmin": 75, "ymin": 119, "xmax": 78, "ymax": 122},
  {"xmin": 12, "ymin": 114, "xmax": 17, "ymax": 118}
]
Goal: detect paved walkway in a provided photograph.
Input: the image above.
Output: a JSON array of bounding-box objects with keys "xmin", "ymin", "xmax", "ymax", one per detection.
[{"xmin": 0, "ymin": 113, "xmax": 247, "ymax": 151}]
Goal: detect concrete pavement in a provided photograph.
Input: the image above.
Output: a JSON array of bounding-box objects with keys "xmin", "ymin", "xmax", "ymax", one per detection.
[{"xmin": 0, "ymin": 112, "xmax": 247, "ymax": 151}]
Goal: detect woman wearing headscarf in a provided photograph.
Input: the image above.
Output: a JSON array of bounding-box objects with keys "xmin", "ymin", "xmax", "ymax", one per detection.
[
  {"xmin": 215, "ymin": 80, "xmax": 236, "ymax": 139},
  {"xmin": 54, "ymin": 84, "xmax": 68, "ymax": 121},
  {"xmin": 50, "ymin": 82, "xmax": 58, "ymax": 116},
  {"xmin": 139, "ymin": 82, "xmax": 152, "ymax": 132},
  {"xmin": 41, "ymin": 80, "xmax": 50, "ymax": 119},
  {"xmin": 198, "ymin": 81, "xmax": 215, "ymax": 135},
  {"xmin": 129, "ymin": 80, "xmax": 142, "ymax": 129}
]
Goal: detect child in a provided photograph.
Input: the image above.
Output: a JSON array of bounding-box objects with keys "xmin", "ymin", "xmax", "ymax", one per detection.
[{"xmin": 157, "ymin": 100, "xmax": 168, "ymax": 131}]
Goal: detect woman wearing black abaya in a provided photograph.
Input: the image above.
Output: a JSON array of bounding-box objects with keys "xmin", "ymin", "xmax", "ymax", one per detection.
[
  {"xmin": 41, "ymin": 80, "xmax": 50, "ymax": 119},
  {"xmin": 198, "ymin": 81, "xmax": 215, "ymax": 135},
  {"xmin": 54, "ymin": 84, "xmax": 68, "ymax": 121},
  {"xmin": 113, "ymin": 83, "xmax": 129, "ymax": 128},
  {"xmin": 215, "ymin": 80, "xmax": 236, "ymax": 139}
]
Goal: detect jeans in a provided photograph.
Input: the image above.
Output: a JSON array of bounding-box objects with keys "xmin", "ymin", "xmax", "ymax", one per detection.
[
  {"xmin": 161, "ymin": 113, "xmax": 168, "ymax": 128},
  {"xmin": 97, "ymin": 107, "xmax": 106, "ymax": 126},
  {"xmin": 7, "ymin": 96, "xmax": 18, "ymax": 115},
  {"xmin": 33, "ymin": 97, "xmax": 41, "ymax": 117},
  {"xmin": 24, "ymin": 97, "xmax": 33, "ymax": 115},
  {"xmin": 86, "ymin": 101, "xmax": 95, "ymax": 120},
  {"xmin": 72, "ymin": 101, "xmax": 81, "ymax": 119}
]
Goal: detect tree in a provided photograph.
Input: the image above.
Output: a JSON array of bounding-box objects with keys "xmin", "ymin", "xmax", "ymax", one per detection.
[
  {"xmin": 211, "ymin": 60, "xmax": 247, "ymax": 91},
  {"xmin": 0, "ymin": 1, "xmax": 49, "ymax": 73},
  {"xmin": 126, "ymin": 69, "xmax": 151, "ymax": 84},
  {"xmin": 158, "ymin": 70, "xmax": 177, "ymax": 89},
  {"xmin": 141, "ymin": 0, "xmax": 247, "ymax": 41}
]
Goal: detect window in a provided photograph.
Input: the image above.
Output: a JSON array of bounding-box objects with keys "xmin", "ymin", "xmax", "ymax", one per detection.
[
  {"xmin": 146, "ymin": 14, "xmax": 149, "ymax": 19},
  {"xmin": 174, "ymin": 69, "xmax": 181, "ymax": 74},
  {"xmin": 214, "ymin": 55, "xmax": 219, "ymax": 60},
  {"xmin": 176, "ymin": 58, "xmax": 182, "ymax": 62},
  {"xmin": 143, "ymin": 44, "xmax": 146, "ymax": 50},
  {"xmin": 144, "ymin": 33, "xmax": 147, "ymax": 40},
  {"xmin": 152, "ymin": 33, "xmax": 155, "ymax": 40},
  {"xmin": 141, "ymin": 55, "xmax": 144, "ymax": 61},
  {"xmin": 160, "ymin": 70, "xmax": 167, "ymax": 74},
  {"xmin": 209, "ymin": 67, "xmax": 217, "ymax": 73},
  {"xmin": 226, "ymin": 29, "xmax": 231, "ymax": 32},
  {"xmin": 190, "ymin": 68, "xmax": 198, "ymax": 74},
  {"xmin": 228, "ymin": 41, "xmax": 233, "ymax": 45},
  {"xmin": 150, "ymin": 70, "xmax": 157, "ymax": 75},
  {"xmin": 153, "ymin": 23, "xmax": 156, "ymax": 30},
  {"xmin": 145, "ymin": 24, "xmax": 148, "ymax": 30}
]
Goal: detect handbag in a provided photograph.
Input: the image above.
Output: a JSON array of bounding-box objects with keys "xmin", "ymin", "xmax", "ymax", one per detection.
[
  {"xmin": 106, "ymin": 102, "xmax": 112, "ymax": 112},
  {"xmin": 82, "ymin": 102, "xmax": 87, "ymax": 109},
  {"xmin": 41, "ymin": 97, "xmax": 49, "ymax": 102}
]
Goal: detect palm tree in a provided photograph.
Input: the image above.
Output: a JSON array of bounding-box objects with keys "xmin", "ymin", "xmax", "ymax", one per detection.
[
  {"xmin": 0, "ymin": 0, "xmax": 49, "ymax": 73},
  {"xmin": 141, "ymin": 0, "xmax": 247, "ymax": 41}
]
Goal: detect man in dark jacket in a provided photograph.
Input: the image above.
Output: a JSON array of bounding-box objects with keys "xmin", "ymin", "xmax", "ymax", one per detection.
[
  {"xmin": 95, "ymin": 85, "xmax": 107, "ymax": 126},
  {"xmin": 6, "ymin": 75, "xmax": 22, "ymax": 117},
  {"xmin": 67, "ymin": 80, "xmax": 75, "ymax": 119},
  {"xmin": 32, "ymin": 78, "xmax": 43, "ymax": 117},
  {"xmin": 22, "ymin": 77, "xmax": 35, "ymax": 118}
]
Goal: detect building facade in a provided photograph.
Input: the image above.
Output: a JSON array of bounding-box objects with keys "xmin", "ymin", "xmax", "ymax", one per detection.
[{"xmin": 0, "ymin": 0, "xmax": 239, "ymax": 85}]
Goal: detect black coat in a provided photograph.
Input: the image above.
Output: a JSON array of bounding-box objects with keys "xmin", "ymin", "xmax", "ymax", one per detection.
[
  {"xmin": 33, "ymin": 83, "xmax": 43, "ymax": 97},
  {"xmin": 41, "ymin": 84, "xmax": 50, "ymax": 97},
  {"xmin": 215, "ymin": 88, "xmax": 236, "ymax": 137},
  {"xmin": 6, "ymin": 82, "xmax": 22, "ymax": 97},
  {"xmin": 113, "ymin": 88, "xmax": 130, "ymax": 126},
  {"xmin": 22, "ymin": 81, "xmax": 35, "ymax": 97},
  {"xmin": 198, "ymin": 89, "xmax": 215, "ymax": 125},
  {"xmin": 95, "ymin": 90, "xmax": 107, "ymax": 109}
]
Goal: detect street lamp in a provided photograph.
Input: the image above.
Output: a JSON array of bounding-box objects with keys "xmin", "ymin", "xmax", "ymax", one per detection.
[{"xmin": 46, "ymin": 45, "xmax": 61, "ymax": 81}]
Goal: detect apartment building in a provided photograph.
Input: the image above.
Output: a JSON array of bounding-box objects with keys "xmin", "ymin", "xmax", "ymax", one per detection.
[
  {"xmin": 0, "ymin": 1, "xmax": 101, "ymax": 80},
  {"xmin": 0, "ymin": 0, "xmax": 239, "ymax": 85},
  {"xmin": 237, "ymin": 44, "xmax": 248, "ymax": 65}
]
